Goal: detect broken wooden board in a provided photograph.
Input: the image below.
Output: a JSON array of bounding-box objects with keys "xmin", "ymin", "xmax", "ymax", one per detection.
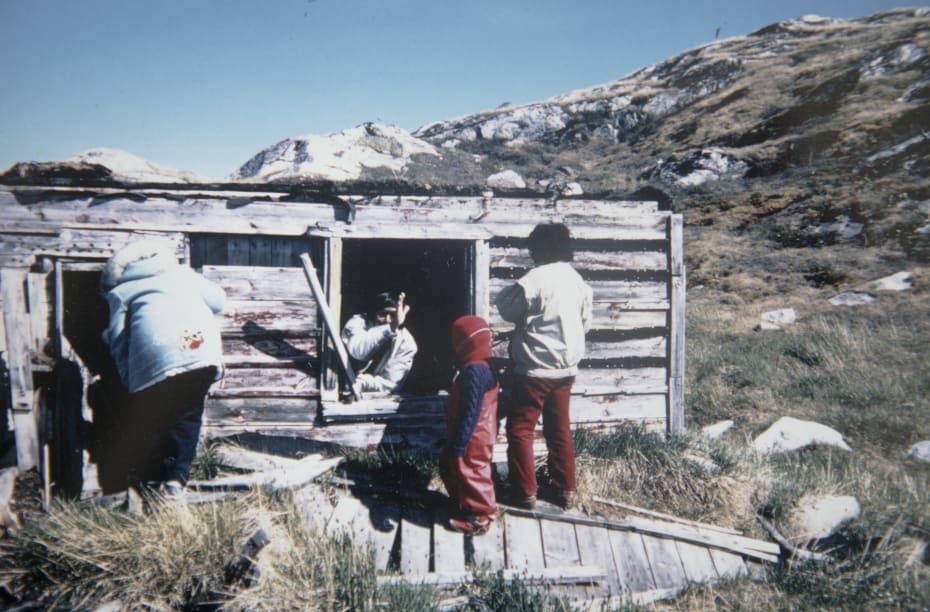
[{"xmin": 189, "ymin": 455, "xmax": 343, "ymax": 491}]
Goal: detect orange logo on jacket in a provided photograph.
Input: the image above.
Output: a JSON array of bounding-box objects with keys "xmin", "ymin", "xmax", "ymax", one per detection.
[{"xmin": 180, "ymin": 329, "xmax": 205, "ymax": 350}]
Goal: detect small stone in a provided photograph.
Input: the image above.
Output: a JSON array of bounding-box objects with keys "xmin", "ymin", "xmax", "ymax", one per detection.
[{"xmin": 830, "ymin": 292, "xmax": 876, "ymax": 306}]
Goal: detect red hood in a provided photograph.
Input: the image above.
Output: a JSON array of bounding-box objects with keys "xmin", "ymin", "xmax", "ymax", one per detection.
[{"xmin": 451, "ymin": 315, "xmax": 493, "ymax": 365}]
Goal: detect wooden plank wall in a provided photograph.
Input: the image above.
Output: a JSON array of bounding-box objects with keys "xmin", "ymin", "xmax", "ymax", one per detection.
[
  {"xmin": 199, "ymin": 265, "xmax": 321, "ymax": 428},
  {"xmin": 487, "ymin": 220, "xmax": 672, "ymax": 432},
  {"xmin": 0, "ymin": 186, "xmax": 684, "ymax": 468}
]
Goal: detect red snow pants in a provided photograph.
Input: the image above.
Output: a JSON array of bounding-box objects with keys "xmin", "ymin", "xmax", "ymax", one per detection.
[{"xmin": 440, "ymin": 385, "xmax": 499, "ymax": 518}]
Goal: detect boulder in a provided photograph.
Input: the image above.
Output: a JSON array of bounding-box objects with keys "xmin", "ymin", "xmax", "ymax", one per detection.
[
  {"xmin": 864, "ymin": 271, "xmax": 913, "ymax": 292},
  {"xmin": 486, "ymin": 169, "xmax": 526, "ymax": 190},
  {"xmin": 702, "ymin": 419, "xmax": 735, "ymax": 439},
  {"xmin": 907, "ymin": 440, "xmax": 930, "ymax": 462},
  {"xmin": 752, "ymin": 416, "xmax": 851, "ymax": 454},
  {"xmin": 758, "ymin": 307, "xmax": 797, "ymax": 330},
  {"xmin": 563, "ymin": 181, "xmax": 584, "ymax": 196},
  {"xmin": 785, "ymin": 494, "xmax": 861, "ymax": 545},
  {"xmin": 829, "ymin": 292, "xmax": 876, "ymax": 306}
]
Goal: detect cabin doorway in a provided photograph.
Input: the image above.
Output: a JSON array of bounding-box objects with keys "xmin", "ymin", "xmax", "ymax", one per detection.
[{"xmin": 340, "ymin": 239, "xmax": 473, "ymax": 394}]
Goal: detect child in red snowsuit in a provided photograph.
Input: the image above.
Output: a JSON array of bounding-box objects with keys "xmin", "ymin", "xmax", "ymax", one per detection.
[{"xmin": 440, "ymin": 315, "xmax": 500, "ymax": 534}]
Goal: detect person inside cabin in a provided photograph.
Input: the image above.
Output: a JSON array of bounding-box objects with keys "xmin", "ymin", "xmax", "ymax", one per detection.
[
  {"xmin": 341, "ymin": 291, "xmax": 417, "ymax": 393},
  {"xmin": 100, "ymin": 238, "xmax": 225, "ymax": 500},
  {"xmin": 495, "ymin": 223, "xmax": 593, "ymax": 510},
  {"xmin": 440, "ymin": 315, "xmax": 500, "ymax": 534}
]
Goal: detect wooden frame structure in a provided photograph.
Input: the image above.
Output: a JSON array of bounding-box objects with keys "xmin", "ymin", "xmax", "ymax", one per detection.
[{"xmin": 0, "ymin": 182, "xmax": 685, "ymax": 497}]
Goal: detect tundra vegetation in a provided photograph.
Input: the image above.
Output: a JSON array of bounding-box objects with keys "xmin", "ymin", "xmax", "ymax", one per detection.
[
  {"xmin": 2, "ymin": 283, "xmax": 928, "ymax": 609},
  {"xmin": 2, "ymin": 8, "xmax": 930, "ymax": 610}
]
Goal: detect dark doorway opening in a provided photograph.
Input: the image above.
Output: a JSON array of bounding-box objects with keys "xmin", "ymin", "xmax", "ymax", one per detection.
[
  {"xmin": 340, "ymin": 239, "xmax": 472, "ymax": 394},
  {"xmin": 61, "ymin": 271, "xmax": 111, "ymax": 375},
  {"xmin": 58, "ymin": 270, "xmax": 121, "ymax": 494}
]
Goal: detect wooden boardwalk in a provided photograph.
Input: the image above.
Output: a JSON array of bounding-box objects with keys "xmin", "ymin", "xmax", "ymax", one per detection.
[
  {"xmin": 301, "ymin": 485, "xmax": 779, "ymax": 606},
  {"xmin": 186, "ymin": 446, "xmax": 779, "ymax": 606}
]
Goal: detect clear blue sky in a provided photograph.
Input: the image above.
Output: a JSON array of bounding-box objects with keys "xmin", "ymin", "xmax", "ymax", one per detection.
[{"xmin": 0, "ymin": 0, "xmax": 916, "ymax": 179}]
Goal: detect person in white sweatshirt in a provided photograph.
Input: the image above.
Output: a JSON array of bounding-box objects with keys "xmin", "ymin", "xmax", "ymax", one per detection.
[
  {"xmin": 341, "ymin": 291, "xmax": 417, "ymax": 393},
  {"xmin": 495, "ymin": 223, "xmax": 592, "ymax": 509}
]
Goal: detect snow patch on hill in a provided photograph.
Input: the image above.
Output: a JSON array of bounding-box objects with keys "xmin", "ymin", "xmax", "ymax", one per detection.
[
  {"xmin": 71, "ymin": 148, "xmax": 202, "ymax": 183},
  {"xmin": 233, "ymin": 123, "xmax": 439, "ymax": 181}
]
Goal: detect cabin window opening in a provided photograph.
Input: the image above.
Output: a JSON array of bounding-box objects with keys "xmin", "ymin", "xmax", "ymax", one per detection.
[
  {"xmin": 189, "ymin": 234, "xmax": 308, "ymax": 267},
  {"xmin": 340, "ymin": 239, "xmax": 472, "ymax": 395}
]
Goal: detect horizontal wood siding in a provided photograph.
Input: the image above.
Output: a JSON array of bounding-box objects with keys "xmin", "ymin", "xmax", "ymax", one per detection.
[
  {"xmin": 488, "ymin": 227, "xmax": 674, "ymax": 431},
  {"xmin": 199, "ymin": 265, "xmax": 321, "ymax": 420},
  {"xmin": 0, "ymin": 185, "xmax": 683, "ymax": 459}
]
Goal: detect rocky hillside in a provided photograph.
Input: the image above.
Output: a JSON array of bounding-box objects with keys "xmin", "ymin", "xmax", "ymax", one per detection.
[{"xmin": 231, "ymin": 8, "xmax": 930, "ymax": 294}]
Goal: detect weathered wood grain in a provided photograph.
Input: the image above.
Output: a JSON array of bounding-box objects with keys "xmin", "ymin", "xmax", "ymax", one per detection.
[
  {"xmin": 433, "ymin": 509, "xmax": 467, "ymax": 574},
  {"xmin": 400, "ymin": 507, "xmax": 433, "ymax": 575},
  {"xmin": 217, "ymin": 300, "xmax": 318, "ymax": 335},
  {"xmin": 201, "ymin": 265, "xmax": 315, "ymax": 301},
  {"xmin": 320, "ymin": 395, "xmax": 447, "ymax": 423},
  {"xmin": 541, "ymin": 519, "xmax": 581, "ymax": 568},
  {"xmin": 490, "ymin": 278, "xmax": 668, "ymax": 308},
  {"xmin": 465, "ymin": 518, "xmax": 503, "ymax": 571},
  {"xmin": 189, "ymin": 455, "xmax": 342, "ymax": 491},
  {"xmin": 609, "ymin": 530, "xmax": 657, "ymax": 594},
  {"xmin": 214, "ymin": 445, "xmax": 299, "ymax": 472},
  {"xmin": 674, "ymin": 540, "xmax": 719, "ymax": 584},
  {"xmin": 1, "ymin": 268, "xmax": 38, "ymax": 469},
  {"xmin": 709, "ymin": 549, "xmax": 748, "ymax": 580},
  {"xmin": 292, "ymin": 483, "xmax": 335, "ymax": 532},
  {"xmin": 641, "ymin": 535, "xmax": 688, "ymax": 590},
  {"xmin": 575, "ymin": 524, "xmax": 623, "ymax": 598},
  {"xmin": 326, "ymin": 496, "xmax": 364, "ymax": 536},
  {"xmin": 320, "ymin": 392, "xmax": 665, "ymax": 426},
  {"xmin": 490, "ymin": 247, "xmax": 668, "ymax": 272},
  {"xmin": 573, "ymin": 368, "xmax": 668, "ymax": 396},
  {"xmin": 669, "ymin": 271, "xmax": 686, "ymax": 433},
  {"xmin": 26, "ymin": 272, "xmax": 52, "ymax": 355},
  {"xmin": 376, "ymin": 566, "xmax": 607, "ymax": 587},
  {"xmin": 222, "ymin": 336, "xmax": 318, "ymax": 366},
  {"xmin": 366, "ymin": 501, "xmax": 401, "ymax": 573},
  {"xmin": 210, "ymin": 368, "xmax": 319, "ymax": 397},
  {"xmin": 504, "ymin": 514, "xmax": 545, "ymax": 571},
  {"xmin": 204, "ymin": 397, "xmax": 317, "ymax": 423}
]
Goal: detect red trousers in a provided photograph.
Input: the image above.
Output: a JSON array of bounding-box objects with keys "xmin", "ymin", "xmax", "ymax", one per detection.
[
  {"xmin": 440, "ymin": 386, "xmax": 499, "ymax": 518},
  {"xmin": 506, "ymin": 375, "xmax": 576, "ymax": 497}
]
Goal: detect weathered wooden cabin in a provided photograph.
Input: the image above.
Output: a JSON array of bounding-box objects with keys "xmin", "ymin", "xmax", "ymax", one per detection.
[{"xmin": 0, "ymin": 177, "xmax": 684, "ymax": 498}]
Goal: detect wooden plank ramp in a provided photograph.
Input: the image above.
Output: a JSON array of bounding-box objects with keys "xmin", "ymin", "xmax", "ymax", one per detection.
[
  {"xmin": 202, "ymin": 444, "xmax": 775, "ymax": 605},
  {"xmin": 307, "ymin": 494, "xmax": 777, "ymax": 606}
]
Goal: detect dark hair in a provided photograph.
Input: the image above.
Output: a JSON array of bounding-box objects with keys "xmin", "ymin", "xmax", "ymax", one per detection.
[
  {"xmin": 528, "ymin": 223, "xmax": 573, "ymax": 264},
  {"xmin": 368, "ymin": 292, "xmax": 397, "ymax": 318}
]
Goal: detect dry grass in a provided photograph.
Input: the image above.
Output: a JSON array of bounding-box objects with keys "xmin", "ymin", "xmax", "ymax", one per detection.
[
  {"xmin": 3, "ymin": 264, "xmax": 929, "ymax": 610},
  {"xmin": 0, "ymin": 493, "xmax": 261, "ymax": 609}
]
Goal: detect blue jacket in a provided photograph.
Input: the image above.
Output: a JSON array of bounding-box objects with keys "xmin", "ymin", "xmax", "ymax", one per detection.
[{"xmin": 103, "ymin": 249, "xmax": 225, "ymax": 393}]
